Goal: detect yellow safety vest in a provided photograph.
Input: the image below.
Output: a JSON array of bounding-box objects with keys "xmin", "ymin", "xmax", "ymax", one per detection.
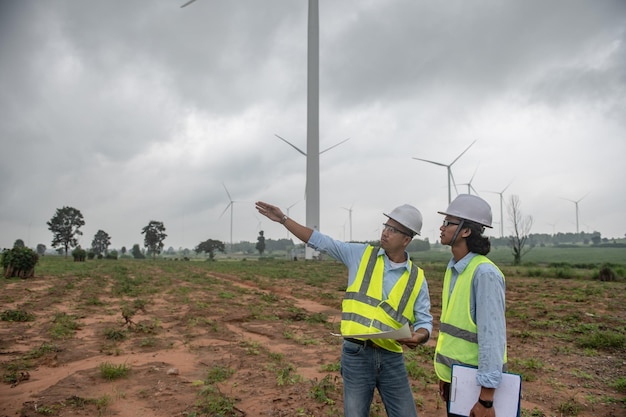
[
  {"xmin": 434, "ymin": 255, "xmax": 507, "ymax": 382},
  {"xmin": 341, "ymin": 245, "xmax": 425, "ymax": 353}
]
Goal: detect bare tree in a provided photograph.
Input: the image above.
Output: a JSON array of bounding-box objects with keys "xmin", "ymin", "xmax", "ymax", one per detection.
[{"xmin": 508, "ymin": 195, "xmax": 533, "ymax": 265}]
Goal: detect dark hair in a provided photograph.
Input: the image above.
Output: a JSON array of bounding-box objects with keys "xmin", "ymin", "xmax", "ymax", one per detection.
[{"xmin": 465, "ymin": 221, "xmax": 491, "ymax": 255}]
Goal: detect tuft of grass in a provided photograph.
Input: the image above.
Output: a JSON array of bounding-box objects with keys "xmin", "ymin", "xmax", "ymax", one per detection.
[
  {"xmin": 1, "ymin": 309, "xmax": 35, "ymax": 322},
  {"xmin": 24, "ymin": 343, "xmax": 61, "ymax": 360},
  {"xmin": 103, "ymin": 327, "xmax": 127, "ymax": 341},
  {"xmin": 610, "ymin": 377, "xmax": 626, "ymax": 393},
  {"xmin": 308, "ymin": 374, "xmax": 337, "ymax": 405},
  {"xmin": 195, "ymin": 385, "xmax": 238, "ymax": 416},
  {"xmin": 557, "ymin": 397, "xmax": 582, "ymax": 416},
  {"xmin": 49, "ymin": 312, "xmax": 80, "ymax": 339},
  {"xmin": 204, "ymin": 365, "xmax": 234, "ymax": 385},
  {"xmin": 99, "ymin": 361, "xmax": 130, "ymax": 380},
  {"xmin": 576, "ymin": 330, "xmax": 625, "ymax": 350},
  {"xmin": 320, "ymin": 361, "xmax": 341, "ymax": 372}
]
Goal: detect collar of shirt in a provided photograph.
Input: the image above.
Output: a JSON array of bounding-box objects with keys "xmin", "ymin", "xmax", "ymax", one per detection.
[
  {"xmin": 380, "ymin": 248, "xmax": 411, "ymax": 272},
  {"xmin": 447, "ymin": 252, "xmax": 477, "ymax": 275}
]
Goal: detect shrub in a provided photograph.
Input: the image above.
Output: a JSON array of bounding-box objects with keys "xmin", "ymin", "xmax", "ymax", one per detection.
[
  {"xmin": 595, "ymin": 264, "xmax": 617, "ymax": 282},
  {"xmin": 72, "ymin": 247, "xmax": 86, "ymax": 262},
  {"xmin": 1, "ymin": 246, "xmax": 38, "ymax": 278}
]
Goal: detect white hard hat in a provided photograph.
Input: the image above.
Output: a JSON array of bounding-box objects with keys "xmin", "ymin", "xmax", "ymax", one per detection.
[
  {"xmin": 384, "ymin": 204, "xmax": 423, "ymax": 236},
  {"xmin": 438, "ymin": 194, "xmax": 493, "ymax": 227}
]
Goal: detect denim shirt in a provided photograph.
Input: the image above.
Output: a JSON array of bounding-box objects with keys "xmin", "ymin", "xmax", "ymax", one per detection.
[
  {"xmin": 307, "ymin": 229, "xmax": 433, "ymax": 338},
  {"xmin": 446, "ymin": 252, "xmax": 507, "ymax": 388}
]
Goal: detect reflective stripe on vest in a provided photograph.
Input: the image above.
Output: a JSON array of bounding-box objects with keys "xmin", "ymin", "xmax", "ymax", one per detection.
[
  {"xmin": 434, "ymin": 255, "xmax": 507, "ymax": 382},
  {"xmin": 341, "ymin": 245, "xmax": 424, "ymax": 353}
]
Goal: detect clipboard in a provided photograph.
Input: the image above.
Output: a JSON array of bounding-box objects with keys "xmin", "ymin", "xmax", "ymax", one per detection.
[{"xmin": 449, "ymin": 364, "xmax": 522, "ymax": 417}]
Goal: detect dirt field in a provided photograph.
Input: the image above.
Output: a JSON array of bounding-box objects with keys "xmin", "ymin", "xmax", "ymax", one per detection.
[{"xmin": 0, "ymin": 258, "xmax": 624, "ymax": 417}]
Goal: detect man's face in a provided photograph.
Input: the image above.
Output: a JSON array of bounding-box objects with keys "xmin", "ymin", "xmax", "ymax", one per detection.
[
  {"xmin": 380, "ymin": 219, "xmax": 412, "ymax": 251},
  {"xmin": 439, "ymin": 216, "xmax": 462, "ymax": 246}
]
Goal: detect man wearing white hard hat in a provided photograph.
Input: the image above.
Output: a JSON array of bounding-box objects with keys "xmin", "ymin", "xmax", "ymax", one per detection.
[
  {"xmin": 434, "ymin": 194, "xmax": 507, "ymax": 417},
  {"xmin": 255, "ymin": 201, "xmax": 432, "ymax": 417}
]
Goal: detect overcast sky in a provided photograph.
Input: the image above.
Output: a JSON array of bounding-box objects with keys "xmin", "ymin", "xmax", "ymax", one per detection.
[{"xmin": 1, "ymin": 0, "xmax": 625, "ymax": 251}]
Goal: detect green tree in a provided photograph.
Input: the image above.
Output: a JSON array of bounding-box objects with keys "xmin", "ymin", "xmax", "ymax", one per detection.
[
  {"xmin": 47, "ymin": 206, "xmax": 85, "ymax": 257},
  {"xmin": 120, "ymin": 246, "xmax": 127, "ymax": 256},
  {"xmin": 91, "ymin": 229, "xmax": 111, "ymax": 256},
  {"xmin": 1, "ymin": 246, "xmax": 38, "ymax": 278},
  {"xmin": 142, "ymin": 221, "xmax": 167, "ymax": 259},
  {"xmin": 131, "ymin": 244, "xmax": 145, "ymax": 259},
  {"xmin": 13, "ymin": 239, "xmax": 25, "ymax": 248},
  {"xmin": 255, "ymin": 230, "xmax": 266, "ymax": 256},
  {"xmin": 195, "ymin": 239, "xmax": 225, "ymax": 261}
]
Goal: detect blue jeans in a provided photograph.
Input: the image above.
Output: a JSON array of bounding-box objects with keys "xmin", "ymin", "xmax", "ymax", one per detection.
[{"xmin": 341, "ymin": 340, "xmax": 418, "ymax": 417}]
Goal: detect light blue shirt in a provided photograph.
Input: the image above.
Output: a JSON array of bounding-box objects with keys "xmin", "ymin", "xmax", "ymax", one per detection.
[
  {"xmin": 307, "ymin": 230, "xmax": 433, "ymax": 338},
  {"xmin": 446, "ymin": 252, "xmax": 507, "ymax": 388}
]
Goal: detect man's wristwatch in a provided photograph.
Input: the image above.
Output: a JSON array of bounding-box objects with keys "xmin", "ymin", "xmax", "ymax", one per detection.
[
  {"xmin": 478, "ymin": 398, "xmax": 493, "ymax": 408},
  {"xmin": 279, "ymin": 215, "xmax": 288, "ymax": 225}
]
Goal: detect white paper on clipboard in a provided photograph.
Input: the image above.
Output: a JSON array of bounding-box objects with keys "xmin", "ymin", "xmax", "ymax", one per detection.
[
  {"xmin": 331, "ymin": 323, "xmax": 411, "ymax": 340},
  {"xmin": 449, "ymin": 364, "xmax": 522, "ymax": 417}
]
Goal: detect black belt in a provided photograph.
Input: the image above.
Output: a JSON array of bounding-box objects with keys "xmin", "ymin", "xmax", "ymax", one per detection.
[{"xmin": 344, "ymin": 337, "xmax": 380, "ymax": 348}]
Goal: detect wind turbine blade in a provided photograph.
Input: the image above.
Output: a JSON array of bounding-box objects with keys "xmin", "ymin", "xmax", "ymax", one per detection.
[
  {"xmin": 320, "ymin": 137, "xmax": 350, "ymax": 154},
  {"xmin": 469, "ymin": 164, "xmax": 480, "ymax": 183},
  {"xmin": 502, "ymin": 181, "xmax": 512, "ymax": 194},
  {"xmin": 412, "ymin": 157, "xmax": 448, "ymax": 168},
  {"xmin": 222, "ymin": 183, "xmax": 233, "ymax": 202},
  {"xmin": 275, "ymin": 134, "xmax": 306, "ymax": 156},
  {"xmin": 470, "ymin": 184, "xmax": 480, "ymax": 196},
  {"xmin": 180, "ymin": 0, "xmax": 199, "ymax": 8},
  {"xmin": 450, "ymin": 139, "xmax": 477, "ymax": 166},
  {"xmin": 219, "ymin": 202, "xmax": 232, "ymax": 219},
  {"xmin": 577, "ymin": 192, "xmax": 590, "ymax": 203}
]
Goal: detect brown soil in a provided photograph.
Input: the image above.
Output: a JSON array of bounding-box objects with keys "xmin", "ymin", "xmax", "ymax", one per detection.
[{"xmin": 0, "ymin": 262, "xmax": 624, "ymax": 417}]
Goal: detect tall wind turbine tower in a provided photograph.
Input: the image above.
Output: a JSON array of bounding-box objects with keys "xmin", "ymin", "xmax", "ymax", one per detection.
[{"xmin": 307, "ymin": 0, "xmax": 320, "ymax": 244}]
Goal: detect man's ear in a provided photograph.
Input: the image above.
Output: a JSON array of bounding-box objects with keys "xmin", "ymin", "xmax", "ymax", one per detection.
[{"xmin": 461, "ymin": 227, "xmax": 472, "ymax": 239}]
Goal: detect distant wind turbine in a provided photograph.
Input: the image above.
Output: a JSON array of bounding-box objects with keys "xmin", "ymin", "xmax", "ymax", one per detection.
[
  {"xmin": 547, "ymin": 222, "xmax": 557, "ymax": 236},
  {"xmin": 219, "ymin": 183, "xmax": 240, "ymax": 251},
  {"xmin": 342, "ymin": 204, "xmax": 354, "ymax": 241},
  {"xmin": 484, "ymin": 182, "xmax": 512, "ymax": 238},
  {"xmin": 412, "ymin": 140, "xmax": 476, "ymax": 204},
  {"xmin": 459, "ymin": 165, "xmax": 480, "ymax": 195},
  {"xmin": 561, "ymin": 193, "xmax": 589, "ymax": 234}
]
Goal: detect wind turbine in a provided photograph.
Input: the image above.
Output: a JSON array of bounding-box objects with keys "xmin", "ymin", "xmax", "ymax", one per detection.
[
  {"xmin": 547, "ymin": 222, "xmax": 557, "ymax": 236},
  {"xmin": 342, "ymin": 204, "xmax": 353, "ymax": 241},
  {"xmin": 274, "ymin": 133, "xmax": 350, "ymax": 235},
  {"xmin": 182, "ymin": 0, "xmax": 334, "ymax": 259},
  {"xmin": 412, "ymin": 140, "xmax": 476, "ymax": 204},
  {"xmin": 459, "ymin": 165, "xmax": 480, "ymax": 195},
  {"xmin": 219, "ymin": 183, "xmax": 239, "ymax": 252},
  {"xmin": 484, "ymin": 182, "xmax": 512, "ymax": 238},
  {"xmin": 562, "ymin": 193, "xmax": 589, "ymax": 234}
]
